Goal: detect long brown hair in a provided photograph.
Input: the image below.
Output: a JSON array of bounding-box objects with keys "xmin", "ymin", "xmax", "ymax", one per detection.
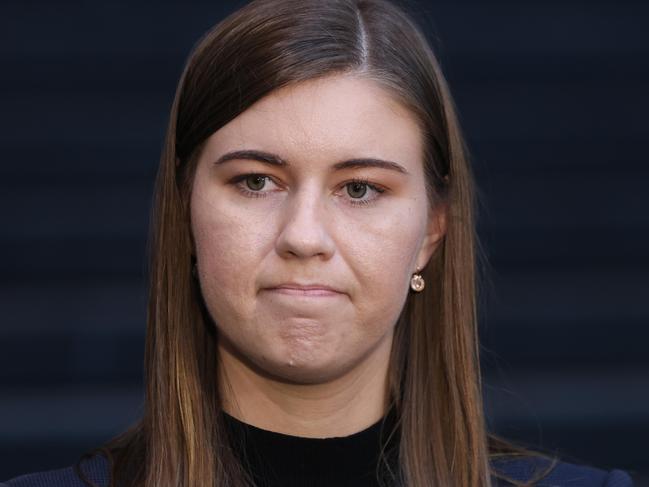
[{"xmin": 78, "ymin": 0, "xmax": 557, "ymax": 485}]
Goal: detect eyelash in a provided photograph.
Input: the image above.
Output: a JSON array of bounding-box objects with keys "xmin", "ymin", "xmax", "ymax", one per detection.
[{"xmin": 229, "ymin": 173, "xmax": 386, "ymax": 207}]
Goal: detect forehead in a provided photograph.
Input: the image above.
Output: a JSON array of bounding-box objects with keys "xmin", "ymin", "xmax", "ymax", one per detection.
[{"xmin": 201, "ymin": 74, "xmax": 424, "ymax": 172}]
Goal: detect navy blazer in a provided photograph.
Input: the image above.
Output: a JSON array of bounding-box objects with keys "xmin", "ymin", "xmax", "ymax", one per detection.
[{"xmin": 1, "ymin": 452, "xmax": 635, "ymax": 486}]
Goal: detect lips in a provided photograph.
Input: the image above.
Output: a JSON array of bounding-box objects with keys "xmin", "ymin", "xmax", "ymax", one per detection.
[{"xmin": 265, "ymin": 282, "xmax": 344, "ymax": 296}]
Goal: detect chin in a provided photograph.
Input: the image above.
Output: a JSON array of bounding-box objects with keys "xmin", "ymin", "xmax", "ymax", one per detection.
[
  {"xmin": 271, "ymin": 364, "xmax": 345, "ymax": 385},
  {"xmin": 256, "ymin": 349, "xmax": 350, "ymax": 385}
]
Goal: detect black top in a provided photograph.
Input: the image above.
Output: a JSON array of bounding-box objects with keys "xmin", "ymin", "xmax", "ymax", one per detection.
[
  {"xmin": 222, "ymin": 409, "xmax": 401, "ymax": 487},
  {"xmin": 0, "ymin": 409, "xmax": 636, "ymax": 486},
  {"xmin": 0, "ymin": 435, "xmax": 636, "ymax": 487}
]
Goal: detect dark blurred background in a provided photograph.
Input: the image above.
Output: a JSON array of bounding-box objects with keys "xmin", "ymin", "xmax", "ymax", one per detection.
[{"xmin": 1, "ymin": 0, "xmax": 647, "ymax": 484}]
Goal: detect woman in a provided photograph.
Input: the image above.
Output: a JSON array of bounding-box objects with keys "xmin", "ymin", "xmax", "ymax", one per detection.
[{"xmin": 2, "ymin": 0, "xmax": 634, "ymax": 486}]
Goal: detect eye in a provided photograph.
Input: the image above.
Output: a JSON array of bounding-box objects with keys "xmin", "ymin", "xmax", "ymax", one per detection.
[
  {"xmin": 340, "ymin": 179, "xmax": 386, "ymax": 207},
  {"xmin": 230, "ymin": 173, "xmax": 280, "ymax": 198},
  {"xmin": 347, "ymin": 181, "xmax": 368, "ymax": 198},
  {"xmin": 229, "ymin": 173, "xmax": 386, "ymax": 206},
  {"xmin": 245, "ymin": 174, "xmax": 267, "ymax": 191}
]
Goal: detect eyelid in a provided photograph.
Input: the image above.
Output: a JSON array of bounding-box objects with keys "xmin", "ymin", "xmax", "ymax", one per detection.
[
  {"xmin": 336, "ymin": 178, "xmax": 386, "ymax": 207},
  {"xmin": 229, "ymin": 173, "xmax": 282, "ymax": 198},
  {"xmin": 228, "ymin": 172, "xmax": 387, "ymax": 206}
]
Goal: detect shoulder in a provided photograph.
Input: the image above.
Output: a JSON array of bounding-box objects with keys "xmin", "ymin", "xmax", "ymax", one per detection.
[
  {"xmin": 491, "ymin": 455, "xmax": 635, "ymax": 487},
  {"xmin": 1, "ymin": 452, "xmax": 110, "ymax": 487}
]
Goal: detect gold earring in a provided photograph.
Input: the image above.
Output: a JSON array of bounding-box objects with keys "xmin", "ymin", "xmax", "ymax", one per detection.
[{"xmin": 410, "ymin": 270, "xmax": 425, "ymax": 292}]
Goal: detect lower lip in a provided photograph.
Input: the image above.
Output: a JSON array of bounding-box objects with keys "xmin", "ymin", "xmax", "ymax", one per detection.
[{"xmin": 265, "ymin": 287, "xmax": 342, "ymax": 297}]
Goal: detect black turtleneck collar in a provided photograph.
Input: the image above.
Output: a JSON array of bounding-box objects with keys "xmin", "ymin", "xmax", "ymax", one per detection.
[{"xmin": 222, "ymin": 408, "xmax": 401, "ymax": 487}]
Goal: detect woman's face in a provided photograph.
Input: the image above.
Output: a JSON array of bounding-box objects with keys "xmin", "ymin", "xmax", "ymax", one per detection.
[{"xmin": 190, "ymin": 74, "xmax": 445, "ymax": 385}]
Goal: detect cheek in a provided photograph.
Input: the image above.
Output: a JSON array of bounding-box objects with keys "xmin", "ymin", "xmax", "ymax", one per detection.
[
  {"xmin": 345, "ymin": 198, "xmax": 424, "ymax": 273},
  {"xmin": 190, "ymin": 189, "xmax": 274, "ymax": 319},
  {"xmin": 341, "ymin": 201, "xmax": 424, "ymax": 319},
  {"xmin": 191, "ymin": 184, "xmax": 274, "ymax": 266}
]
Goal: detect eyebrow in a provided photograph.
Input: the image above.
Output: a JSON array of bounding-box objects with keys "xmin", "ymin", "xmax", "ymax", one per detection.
[{"xmin": 213, "ymin": 149, "xmax": 409, "ymax": 175}]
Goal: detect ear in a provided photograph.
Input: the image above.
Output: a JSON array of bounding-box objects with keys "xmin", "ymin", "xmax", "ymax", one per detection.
[{"xmin": 415, "ymin": 203, "xmax": 447, "ymax": 271}]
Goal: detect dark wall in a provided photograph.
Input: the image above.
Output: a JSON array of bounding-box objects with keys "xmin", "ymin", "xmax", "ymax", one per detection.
[{"xmin": 1, "ymin": 0, "xmax": 647, "ymax": 483}]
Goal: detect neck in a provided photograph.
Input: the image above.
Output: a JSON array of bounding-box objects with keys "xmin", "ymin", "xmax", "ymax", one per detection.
[{"xmin": 217, "ymin": 330, "xmax": 393, "ymax": 438}]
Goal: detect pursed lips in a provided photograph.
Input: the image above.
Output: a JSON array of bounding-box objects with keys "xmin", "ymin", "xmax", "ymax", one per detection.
[{"xmin": 264, "ymin": 283, "xmax": 343, "ymax": 297}]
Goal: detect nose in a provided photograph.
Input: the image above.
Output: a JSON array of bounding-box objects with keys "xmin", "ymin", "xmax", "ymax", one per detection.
[{"xmin": 275, "ymin": 186, "xmax": 336, "ymax": 261}]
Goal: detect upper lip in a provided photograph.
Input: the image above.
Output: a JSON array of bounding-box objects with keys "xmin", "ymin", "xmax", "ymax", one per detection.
[{"xmin": 267, "ymin": 282, "xmax": 343, "ymax": 293}]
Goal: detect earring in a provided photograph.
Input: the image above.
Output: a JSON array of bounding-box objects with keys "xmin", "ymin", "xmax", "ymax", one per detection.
[{"xmin": 410, "ymin": 269, "xmax": 425, "ymax": 292}]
